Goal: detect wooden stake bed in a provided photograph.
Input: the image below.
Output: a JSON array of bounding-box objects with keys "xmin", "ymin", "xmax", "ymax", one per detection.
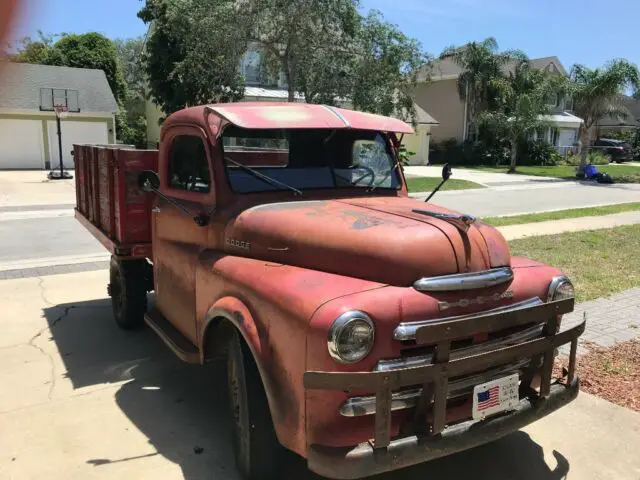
[{"xmin": 73, "ymin": 144, "xmax": 158, "ymax": 259}]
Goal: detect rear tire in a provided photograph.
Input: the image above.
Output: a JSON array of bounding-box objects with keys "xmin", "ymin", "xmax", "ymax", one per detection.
[
  {"xmin": 227, "ymin": 330, "xmax": 283, "ymax": 480},
  {"xmin": 108, "ymin": 256, "xmax": 148, "ymax": 330}
]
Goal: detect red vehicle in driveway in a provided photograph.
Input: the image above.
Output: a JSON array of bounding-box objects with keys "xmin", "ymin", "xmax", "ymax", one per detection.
[{"xmin": 74, "ymin": 103, "xmax": 584, "ymax": 480}]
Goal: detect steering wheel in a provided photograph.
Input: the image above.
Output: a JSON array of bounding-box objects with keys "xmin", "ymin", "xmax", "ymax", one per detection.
[{"xmin": 335, "ymin": 165, "xmax": 376, "ymax": 187}]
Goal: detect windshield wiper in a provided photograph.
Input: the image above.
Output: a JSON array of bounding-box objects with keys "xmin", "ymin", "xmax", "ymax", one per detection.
[{"xmin": 224, "ymin": 157, "xmax": 302, "ymax": 196}]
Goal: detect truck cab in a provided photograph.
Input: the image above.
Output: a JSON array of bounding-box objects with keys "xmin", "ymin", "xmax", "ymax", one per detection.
[{"xmin": 74, "ymin": 103, "xmax": 584, "ymax": 480}]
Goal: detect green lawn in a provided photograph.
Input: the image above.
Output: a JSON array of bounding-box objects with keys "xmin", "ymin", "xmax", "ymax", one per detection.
[
  {"xmin": 509, "ymin": 224, "xmax": 640, "ymax": 301},
  {"xmin": 483, "ymin": 202, "xmax": 640, "ymax": 227},
  {"xmin": 468, "ymin": 164, "xmax": 640, "ymax": 183},
  {"xmin": 405, "ymin": 176, "xmax": 485, "ymax": 192}
]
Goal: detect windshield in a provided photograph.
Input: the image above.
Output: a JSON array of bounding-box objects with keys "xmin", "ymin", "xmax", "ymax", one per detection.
[{"xmin": 221, "ymin": 127, "xmax": 401, "ymax": 194}]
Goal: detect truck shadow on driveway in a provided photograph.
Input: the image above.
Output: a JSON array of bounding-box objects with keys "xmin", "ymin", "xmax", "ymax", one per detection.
[{"xmin": 43, "ymin": 298, "xmax": 570, "ymax": 480}]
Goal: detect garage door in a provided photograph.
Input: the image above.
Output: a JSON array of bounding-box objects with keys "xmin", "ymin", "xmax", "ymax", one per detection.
[
  {"xmin": 48, "ymin": 120, "xmax": 109, "ymax": 169},
  {"xmin": 0, "ymin": 119, "xmax": 45, "ymax": 169}
]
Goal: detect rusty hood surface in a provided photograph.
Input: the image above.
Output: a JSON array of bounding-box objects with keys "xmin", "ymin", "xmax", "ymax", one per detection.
[{"xmin": 224, "ymin": 197, "xmax": 511, "ymax": 286}]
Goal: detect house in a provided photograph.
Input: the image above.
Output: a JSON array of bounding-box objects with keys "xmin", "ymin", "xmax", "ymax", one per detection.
[
  {"xmin": 0, "ymin": 62, "xmax": 118, "ymax": 169},
  {"xmin": 145, "ymin": 46, "xmax": 439, "ymax": 165},
  {"xmin": 397, "ymin": 104, "xmax": 439, "ymax": 165},
  {"xmin": 595, "ymin": 94, "xmax": 640, "ymax": 137},
  {"xmin": 413, "ymin": 55, "xmax": 583, "ymax": 154}
]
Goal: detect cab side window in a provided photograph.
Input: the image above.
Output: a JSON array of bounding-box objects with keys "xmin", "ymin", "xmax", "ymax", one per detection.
[{"xmin": 168, "ymin": 135, "xmax": 212, "ymax": 193}]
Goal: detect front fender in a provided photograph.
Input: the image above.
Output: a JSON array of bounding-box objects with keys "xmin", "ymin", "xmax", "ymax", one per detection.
[{"xmin": 201, "ymin": 296, "xmax": 264, "ymax": 364}]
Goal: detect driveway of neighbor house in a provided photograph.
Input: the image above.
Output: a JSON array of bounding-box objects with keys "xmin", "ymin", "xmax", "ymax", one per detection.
[
  {"xmin": 0, "ymin": 170, "xmax": 75, "ymax": 207},
  {"xmin": 0, "ymin": 270, "xmax": 639, "ymax": 480}
]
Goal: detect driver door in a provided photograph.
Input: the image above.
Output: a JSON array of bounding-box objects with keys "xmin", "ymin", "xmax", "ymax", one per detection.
[{"xmin": 152, "ymin": 127, "xmax": 215, "ymax": 345}]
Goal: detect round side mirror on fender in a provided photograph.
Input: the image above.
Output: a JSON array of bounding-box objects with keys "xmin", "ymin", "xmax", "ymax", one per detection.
[
  {"xmin": 138, "ymin": 170, "xmax": 160, "ymax": 192},
  {"xmin": 442, "ymin": 163, "xmax": 452, "ymax": 181}
]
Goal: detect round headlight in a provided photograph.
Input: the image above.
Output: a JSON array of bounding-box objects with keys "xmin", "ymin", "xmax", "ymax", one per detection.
[
  {"xmin": 328, "ymin": 311, "xmax": 375, "ymax": 364},
  {"xmin": 548, "ymin": 276, "xmax": 574, "ymax": 301}
]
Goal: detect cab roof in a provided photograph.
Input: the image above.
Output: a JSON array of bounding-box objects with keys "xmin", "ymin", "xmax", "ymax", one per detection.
[{"xmin": 164, "ymin": 102, "xmax": 414, "ymax": 134}]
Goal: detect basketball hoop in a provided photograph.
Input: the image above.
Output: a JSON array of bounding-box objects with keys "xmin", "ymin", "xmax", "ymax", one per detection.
[{"xmin": 53, "ymin": 104, "xmax": 68, "ymax": 119}]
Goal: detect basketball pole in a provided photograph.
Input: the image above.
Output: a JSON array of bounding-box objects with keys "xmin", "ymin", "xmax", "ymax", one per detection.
[
  {"xmin": 49, "ymin": 105, "xmax": 72, "ymax": 180},
  {"xmin": 57, "ymin": 111, "xmax": 63, "ymax": 179}
]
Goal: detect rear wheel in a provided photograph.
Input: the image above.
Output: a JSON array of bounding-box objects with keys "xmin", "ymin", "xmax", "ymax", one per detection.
[
  {"xmin": 108, "ymin": 256, "xmax": 149, "ymax": 330},
  {"xmin": 227, "ymin": 330, "xmax": 283, "ymax": 480}
]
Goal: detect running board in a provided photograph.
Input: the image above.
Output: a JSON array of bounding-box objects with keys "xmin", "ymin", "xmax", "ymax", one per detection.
[{"xmin": 144, "ymin": 309, "xmax": 200, "ymax": 364}]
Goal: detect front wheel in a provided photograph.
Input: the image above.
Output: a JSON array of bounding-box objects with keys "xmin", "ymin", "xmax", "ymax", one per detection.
[
  {"xmin": 227, "ymin": 330, "xmax": 283, "ymax": 480},
  {"xmin": 108, "ymin": 256, "xmax": 149, "ymax": 330}
]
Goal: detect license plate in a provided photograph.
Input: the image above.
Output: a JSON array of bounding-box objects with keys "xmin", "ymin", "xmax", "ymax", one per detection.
[{"xmin": 472, "ymin": 373, "xmax": 520, "ymax": 420}]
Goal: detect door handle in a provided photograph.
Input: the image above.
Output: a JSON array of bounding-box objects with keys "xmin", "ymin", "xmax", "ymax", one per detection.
[{"xmin": 151, "ymin": 206, "xmax": 161, "ymax": 213}]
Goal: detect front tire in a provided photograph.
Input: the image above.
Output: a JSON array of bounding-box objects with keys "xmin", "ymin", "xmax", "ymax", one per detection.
[
  {"xmin": 227, "ymin": 330, "xmax": 283, "ymax": 480},
  {"xmin": 108, "ymin": 256, "xmax": 148, "ymax": 330}
]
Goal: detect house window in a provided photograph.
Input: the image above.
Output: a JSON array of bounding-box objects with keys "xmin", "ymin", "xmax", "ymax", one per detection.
[
  {"xmin": 241, "ymin": 50, "xmax": 264, "ymax": 85},
  {"xmin": 39, "ymin": 88, "xmax": 80, "ymax": 112},
  {"xmin": 565, "ymin": 97, "xmax": 574, "ymax": 112},
  {"xmin": 167, "ymin": 135, "xmax": 211, "ymax": 193},
  {"xmin": 546, "ymin": 93, "xmax": 559, "ymax": 107},
  {"xmin": 551, "ymin": 128, "xmax": 559, "ymax": 146}
]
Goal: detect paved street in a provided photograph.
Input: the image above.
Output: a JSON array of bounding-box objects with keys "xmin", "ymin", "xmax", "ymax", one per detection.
[
  {"xmin": 414, "ymin": 181, "xmax": 640, "ymax": 217},
  {"xmin": 1, "ymin": 170, "xmax": 639, "ymax": 274},
  {"xmin": 1, "ymin": 271, "xmax": 639, "ymax": 480}
]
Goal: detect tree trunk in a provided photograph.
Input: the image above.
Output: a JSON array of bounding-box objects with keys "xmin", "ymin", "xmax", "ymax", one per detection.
[
  {"xmin": 577, "ymin": 125, "xmax": 591, "ymax": 176},
  {"xmin": 282, "ymin": 56, "xmax": 295, "ymax": 102},
  {"xmin": 508, "ymin": 139, "xmax": 518, "ymax": 173}
]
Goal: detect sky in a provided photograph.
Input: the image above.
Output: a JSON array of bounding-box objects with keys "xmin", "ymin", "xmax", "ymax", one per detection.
[{"xmin": 8, "ymin": 0, "xmax": 640, "ymax": 71}]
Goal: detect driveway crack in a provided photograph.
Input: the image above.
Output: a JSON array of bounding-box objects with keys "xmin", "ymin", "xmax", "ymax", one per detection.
[{"xmin": 28, "ymin": 304, "xmax": 76, "ymax": 401}]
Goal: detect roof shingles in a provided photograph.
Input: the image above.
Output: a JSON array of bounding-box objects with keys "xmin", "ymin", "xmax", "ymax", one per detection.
[{"xmin": 0, "ymin": 62, "xmax": 118, "ymax": 113}]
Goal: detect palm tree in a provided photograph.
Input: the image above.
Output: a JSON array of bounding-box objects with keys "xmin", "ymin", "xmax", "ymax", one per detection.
[
  {"xmin": 478, "ymin": 62, "xmax": 559, "ymax": 172},
  {"xmin": 441, "ymin": 37, "xmax": 527, "ymax": 140},
  {"xmin": 569, "ymin": 60, "xmax": 639, "ymax": 171}
]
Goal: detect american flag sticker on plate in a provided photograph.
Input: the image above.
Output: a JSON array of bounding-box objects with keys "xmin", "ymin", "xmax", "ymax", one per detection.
[{"xmin": 472, "ymin": 373, "xmax": 520, "ymax": 420}]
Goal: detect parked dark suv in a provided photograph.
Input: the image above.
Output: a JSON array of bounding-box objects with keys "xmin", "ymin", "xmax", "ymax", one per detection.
[{"xmin": 591, "ymin": 138, "xmax": 636, "ymax": 163}]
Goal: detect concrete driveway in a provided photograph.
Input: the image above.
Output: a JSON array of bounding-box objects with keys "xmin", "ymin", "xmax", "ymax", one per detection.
[
  {"xmin": 0, "ymin": 170, "xmax": 75, "ymax": 207},
  {"xmin": 1, "ymin": 270, "xmax": 639, "ymax": 480}
]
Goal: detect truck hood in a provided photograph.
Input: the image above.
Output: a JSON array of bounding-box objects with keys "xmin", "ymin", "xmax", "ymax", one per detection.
[{"xmin": 224, "ymin": 196, "xmax": 511, "ymax": 286}]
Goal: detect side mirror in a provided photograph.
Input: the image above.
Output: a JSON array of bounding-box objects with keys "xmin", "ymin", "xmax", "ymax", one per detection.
[
  {"xmin": 442, "ymin": 163, "xmax": 452, "ymax": 181},
  {"xmin": 138, "ymin": 170, "xmax": 160, "ymax": 192}
]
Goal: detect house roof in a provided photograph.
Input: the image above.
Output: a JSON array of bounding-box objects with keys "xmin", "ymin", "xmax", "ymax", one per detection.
[
  {"xmin": 540, "ymin": 112, "xmax": 583, "ymax": 128},
  {"xmin": 170, "ymin": 103, "xmax": 415, "ymax": 134},
  {"xmin": 597, "ymin": 95, "xmax": 640, "ymax": 127},
  {"xmin": 395, "ymin": 103, "xmax": 439, "ymax": 125},
  {"xmin": 0, "ymin": 62, "xmax": 118, "ymax": 113},
  {"xmin": 421, "ymin": 55, "xmax": 569, "ymax": 81}
]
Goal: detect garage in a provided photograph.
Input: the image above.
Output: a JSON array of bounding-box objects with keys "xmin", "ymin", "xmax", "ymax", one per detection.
[
  {"xmin": 47, "ymin": 120, "xmax": 109, "ymax": 169},
  {"xmin": 0, "ymin": 119, "xmax": 45, "ymax": 169},
  {"xmin": 0, "ymin": 63, "xmax": 118, "ymax": 170}
]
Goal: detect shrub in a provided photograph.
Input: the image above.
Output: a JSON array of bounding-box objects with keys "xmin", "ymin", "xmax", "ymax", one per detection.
[
  {"xmin": 397, "ymin": 144, "xmax": 415, "ymax": 166},
  {"xmin": 565, "ymin": 151, "xmax": 610, "ymax": 165},
  {"xmin": 517, "ymin": 140, "xmax": 562, "ymax": 166},
  {"xmin": 587, "ymin": 150, "xmax": 610, "ymax": 165}
]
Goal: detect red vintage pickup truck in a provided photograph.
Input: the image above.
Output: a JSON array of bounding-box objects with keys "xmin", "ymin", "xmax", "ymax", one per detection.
[{"xmin": 74, "ymin": 102, "xmax": 584, "ymax": 480}]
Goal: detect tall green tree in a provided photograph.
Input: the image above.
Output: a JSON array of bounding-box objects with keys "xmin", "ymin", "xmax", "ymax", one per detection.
[
  {"xmin": 47, "ymin": 33, "xmax": 128, "ymax": 104},
  {"xmin": 139, "ymin": 0, "xmax": 428, "ymax": 122},
  {"xmin": 241, "ymin": 0, "xmax": 360, "ymax": 102},
  {"xmin": 568, "ymin": 60, "xmax": 639, "ymax": 169},
  {"xmin": 114, "ymin": 37, "xmax": 148, "ymax": 147},
  {"xmin": 441, "ymin": 37, "xmax": 526, "ymax": 139},
  {"xmin": 349, "ymin": 11, "xmax": 428, "ymax": 119},
  {"xmin": 113, "ymin": 37, "xmax": 146, "ymax": 117},
  {"xmin": 139, "ymin": 0, "xmax": 246, "ymax": 115}
]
